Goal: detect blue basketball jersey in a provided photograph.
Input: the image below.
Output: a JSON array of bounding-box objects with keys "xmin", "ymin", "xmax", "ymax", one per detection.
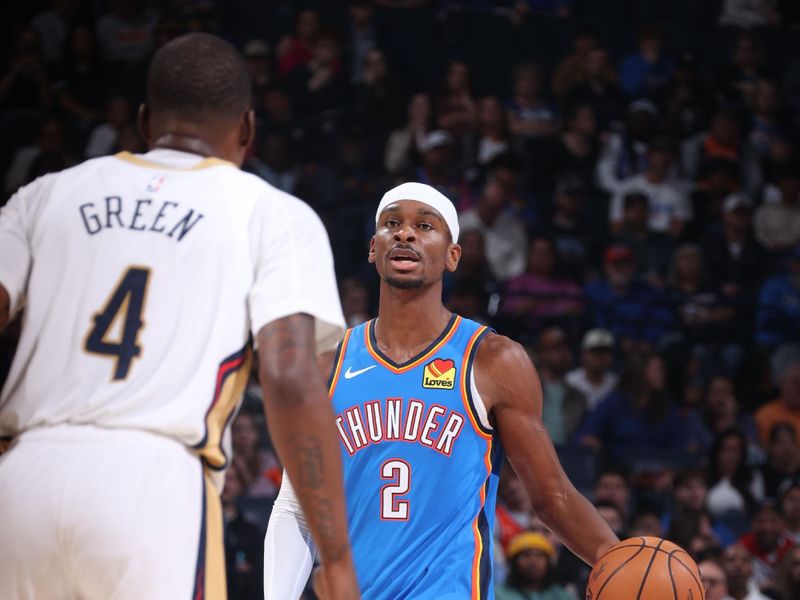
[{"xmin": 328, "ymin": 314, "xmax": 503, "ymax": 600}]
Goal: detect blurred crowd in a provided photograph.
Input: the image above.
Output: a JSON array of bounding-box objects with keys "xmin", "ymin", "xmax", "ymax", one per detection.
[{"xmin": 2, "ymin": 1, "xmax": 800, "ymax": 599}]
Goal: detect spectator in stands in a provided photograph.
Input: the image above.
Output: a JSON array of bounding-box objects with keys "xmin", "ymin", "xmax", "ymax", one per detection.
[
  {"xmin": 702, "ymin": 375, "xmax": 760, "ymax": 447},
  {"xmin": 661, "ymin": 54, "xmax": 707, "ymax": 142},
  {"xmin": 748, "ymin": 78, "xmax": 795, "ymax": 173},
  {"xmin": 740, "ymin": 500, "xmax": 795, "ymax": 589},
  {"xmin": 445, "ymin": 229, "xmax": 499, "ymax": 301},
  {"xmin": 436, "ymin": 60, "xmax": 477, "ymax": 138},
  {"xmin": 414, "ymin": 129, "xmax": 468, "ymax": 205},
  {"xmin": 545, "ymin": 175, "xmax": 593, "ymax": 280},
  {"xmin": 541, "ymin": 103, "xmax": 599, "ymax": 190},
  {"xmin": 718, "ymin": 31, "xmax": 772, "ymax": 108},
  {"xmin": 346, "ymin": 0, "xmax": 377, "ymax": 83},
  {"xmin": 242, "ymin": 39, "xmax": 272, "ymax": 95},
  {"xmin": 286, "ymin": 30, "xmax": 347, "ymax": 121},
  {"xmin": 723, "ymin": 542, "xmax": 773, "ymax": 600},
  {"xmin": 351, "ymin": 48, "xmax": 405, "ymax": 151},
  {"xmin": 596, "ymin": 99, "xmax": 658, "ymax": 195},
  {"xmin": 703, "ymin": 193, "xmax": 768, "ymax": 326},
  {"xmin": 221, "ymin": 471, "xmax": 265, "ymax": 600},
  {"xmin": 691, "ymin": 159, "xmax": 741, "ymax": 237},
  {"xmin": 707, "ymin": 429, "xmax": 765, "ymax": 524},
  {"xmin": 551, "ymin": 26, "xmax": 608, "ymax": 100},
  {"xmin": 4, "ymin": 116, "xmax": 75, "ymax": 196},
  {"xmin": 593, "ymin": 466, "xmax": 632, "ymax": 520},
  {"xmin": 760, "ymin": 423, "xmax": 800, "ymax": 500},
  {"xmin": 773, "ymin": 545, "xmax": 800, "ymax": 600},
  {"xmin": 496, "ymin": 462, "xmax": 533, "ymax": 551},
  {"xmin": 682, "ymin": 106, "xmax": 763, "ymax": 200},
  {"xmin": 506, "ymin": 62, "xmax": 559, "ymax": 142},
  {"xmin": 778, "ymin": 480, "xmax": 800, "ymax": 544},
  {"xmin": 384, "ymin": 93, "xmax": 433, "ymax": 175},
  {"xmin": 259, "ymin": 88, "xmax": 295, "ymax": 138},
  {"xmin": 577, "ymin": 352, "xmax": 688, "ymax": 459},
  {"xmin": 339, "ymin": 277, "xmax": 371, "ymax": 327},
  {"xmin": 31, "ymin": 0, "xmax": 83, "ymax": 67},
  {"xmin": 755, "ymin": 351, "xmax": 800, "ymax": 442},
  {"xmin": 612, "ymin": 191, "xmax": 673, "ymax": 285},
  {"xmin": 664, "ymin": 468, "xmax": 736, "ymax": 548},
  {"xmin": 565, "ymin": 328, "xmax": 618, "ymax": 411},
  {"xmin": 500, "ymin": 236, "xmax": 584, "ymax": 337},
  {"xmin": 565, "ymin": 45, "xmax": 625, "ymax": 133},
  {"xmin": 54, "ymin": 24, "xmax": 107, "ymax": 131},
  {"xmin": 495, "ymin": 532, "xmax": 574, "ymax": 600},
  {"xmin": 619, "ymin": 24, "xmax": 674, "ymax": 99},
  {"xmin": 719, "ymin": 0, "xmax": 781, "ymax": 29},
  {"xmin": 276, "ymin": 8, "xmax": 321, "ymax": 79},
  {"xmin": 467, "ymin": 95, "xmax": 511, "ymax": 169},
  {"xmin": 630, "ymin": 506, "xmax": 664, "ymax": 538},
  {"xmin": 512, "ymin": 0, "xmax": 573, "ymax": 21},
  {"xmin": 610, "ymin": 137, "xmax": 691, "ymax": 239},
  {"xmin": 248, "ymin": 131, "xmax": 297, "ymax": 194},
  {"xmin": 667, "ymin": 243, "xmax": 742, "ymax": 378},
  {"xmin": 754, "ymin": 166, "xmax": 800, "ymax": 254},
  {"xmin": 460, "ymin": 174, "xmax": 528, "ymax": 281},
  {"xmin": 699, "ymin": 558, "xmax": 732, "ymax": 600},
  {"xmin": 229, "ymin": 411, "xmax": 280, "ymax": 499},
  {"xmin": 84, "ymin": 94, "xmax": 133, "ymax": 158},
  {"xmin": 0, "ymin": 27, "xmax": 51, "ymax": 115},
  {"xmin": 533, "ymin": 327, "xmax": 587, "ymax": 446},
  {"xmin": 585, "ymin": 244, "xmax": 674, "ymax": 351},
  {"xmin": 96, "ymin": 0, "xmax": 158, "ymax": 66}
]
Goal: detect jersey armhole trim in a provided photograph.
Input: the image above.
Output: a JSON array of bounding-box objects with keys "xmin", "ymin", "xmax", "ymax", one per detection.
[
  {"xmin": 327, "ymin": 328, "xmax": 352, "ymax": 397},
  {"xmin": 460, "ymin": 326, "xmax": 493, "ymax": 439}
]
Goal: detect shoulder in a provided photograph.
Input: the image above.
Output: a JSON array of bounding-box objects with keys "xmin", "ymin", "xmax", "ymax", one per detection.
[{"xmin": 474, "ymin": 332, "xmax": 540, "ymax": 395}]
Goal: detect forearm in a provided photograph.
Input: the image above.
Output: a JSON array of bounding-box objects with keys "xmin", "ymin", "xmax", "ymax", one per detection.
[{"xmin": 534, "ymin": 486, "xmax": 618, "ymax": 565}]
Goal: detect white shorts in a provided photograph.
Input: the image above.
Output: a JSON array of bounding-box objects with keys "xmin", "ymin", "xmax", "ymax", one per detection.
[{"xmin": 0, "ymin": 424, "xmax": 226, "ymax": 600}]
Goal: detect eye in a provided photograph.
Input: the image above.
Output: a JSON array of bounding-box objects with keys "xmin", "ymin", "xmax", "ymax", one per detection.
[
  {"xmin": 418, "ymin": 222, "xmax": 433, "ymax": 230},
  {"xmin": 385, "ymin": 218, "xmax": 399, "ymax": 228}
]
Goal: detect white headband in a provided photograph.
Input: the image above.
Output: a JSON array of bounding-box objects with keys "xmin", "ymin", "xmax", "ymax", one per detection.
[{"xmin": 375, "ymin": 182, "xmax": 460, "ymax": 243}]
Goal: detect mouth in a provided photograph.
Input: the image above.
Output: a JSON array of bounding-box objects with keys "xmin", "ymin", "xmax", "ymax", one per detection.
[{"xmin": 388, "ymin": 246, "xmax": 420, "ymax": 271}]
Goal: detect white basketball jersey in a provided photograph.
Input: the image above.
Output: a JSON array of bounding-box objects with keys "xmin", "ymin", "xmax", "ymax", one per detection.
[{"xmin": 0, "ymin": 149, "xmax": 345, "ymax": 469}]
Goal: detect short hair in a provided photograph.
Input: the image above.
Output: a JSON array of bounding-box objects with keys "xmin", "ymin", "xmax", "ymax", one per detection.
[
  {"xmin": 146, "ymin": 32, "xmax": 252, "ymax": 119},
  {"xmin": 673, "ymin": 468, "xmax": 706, "ymax": 489}
]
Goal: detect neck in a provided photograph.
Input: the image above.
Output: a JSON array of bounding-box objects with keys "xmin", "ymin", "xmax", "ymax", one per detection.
[
  {"xmin": 374, "ymin": 281, "xmax": 452, "ymax": 363},
  {"xmin": 151, "ymin": 133, "xmax": 217, "ymax": 159}
]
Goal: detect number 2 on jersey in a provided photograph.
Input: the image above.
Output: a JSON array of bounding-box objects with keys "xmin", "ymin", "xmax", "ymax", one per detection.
[
  {"xmin": 85, "ymin": 267, "xmax": 150, "ymax": 380},
  {"xmin": 381, "ymin": 459, "xmax": 411, "ymax": 520}
]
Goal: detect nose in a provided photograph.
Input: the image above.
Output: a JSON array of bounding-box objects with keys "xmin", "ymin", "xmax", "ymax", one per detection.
[{"xmin": 393, "ymin": 223, "xmax": 416, "ymax": 242}]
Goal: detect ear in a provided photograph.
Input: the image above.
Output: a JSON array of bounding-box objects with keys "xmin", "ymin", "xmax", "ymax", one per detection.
[
  {"xmin": 367, "ymin": 236, "xmax": 376, "ymax": 264},
  {"xmin": 240, "ymin": 109, "xmax": 255, "ymax": 149},
  {"xmin": 137, "ymin": 104, "xmax": 150, "ymax": 145},
  {"xmin": 445, "ymin": 242, "xmax": 461, "ymax": 272}
]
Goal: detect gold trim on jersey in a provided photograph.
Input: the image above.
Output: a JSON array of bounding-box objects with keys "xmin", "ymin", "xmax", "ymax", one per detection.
[
  {"xmin": 114, "ymin": 152, "xmax": 235, "ymax": 171},
  {"xmin": 196, "ymin": 347, "xmax": 253, "ymax": 470},
  {"xmin": 203, "ymin": 470, "xmax": 227, "ymax": 600}
]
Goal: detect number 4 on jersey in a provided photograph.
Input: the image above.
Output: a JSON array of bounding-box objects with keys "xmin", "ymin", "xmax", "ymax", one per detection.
[{"xmin": 85, "ymin": 267, "xmax": 150, "ymax": 380}]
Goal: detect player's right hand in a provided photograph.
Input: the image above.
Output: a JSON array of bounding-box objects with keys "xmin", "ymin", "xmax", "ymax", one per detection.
[{"xmin": 312, "ymin": 563, "xmax": 361, "ymax": 600}]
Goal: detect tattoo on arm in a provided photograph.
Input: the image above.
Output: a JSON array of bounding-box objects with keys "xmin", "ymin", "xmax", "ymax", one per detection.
[{"xmin": 289, "ymin": 433, "xmax": 325, "ymax": 489}]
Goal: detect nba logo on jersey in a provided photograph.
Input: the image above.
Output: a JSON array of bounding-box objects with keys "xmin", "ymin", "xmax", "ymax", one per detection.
[
  {"xmin": 146, "ymin": 175, "xmax": 165, "ymax": 192},
  {"xmin": 422, "ymin": 358, "xmax": 456, "ymax": 389}
]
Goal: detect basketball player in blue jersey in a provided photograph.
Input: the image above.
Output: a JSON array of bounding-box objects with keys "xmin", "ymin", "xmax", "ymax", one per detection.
[{"xmin": 264, "ymin": 182, "xmax": 618, "ymax": 600}]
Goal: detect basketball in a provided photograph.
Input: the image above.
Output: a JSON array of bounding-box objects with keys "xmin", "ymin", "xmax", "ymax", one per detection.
[{"xmin": 586, "ymin": 537, "xmax": 705, "ymax": 600}]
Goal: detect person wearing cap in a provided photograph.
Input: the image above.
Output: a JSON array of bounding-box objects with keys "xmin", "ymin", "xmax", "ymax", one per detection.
[
  {"xmin": 495, "ymin": 532, "xmax": 573, "ymax": 600},
  {"xmin": 415, "ymin": 129, "xmax": 466, "ymax": 205},
  {"xmin": 242, "ymin": 39, "xmax": 271, "ymax": 91},
  {"xmin": 609, "ymin": 136, "xmax": 691, "ymax": 239},
  {"xmin": 612, "ymin": 191, "xmax": 674, "ymax": 285},
  {"xmin": 265, "ymin": 181, "xmax": 618, "ymax": 600},
  {"xmin": 565, "ymin": 328, "xmax": 619, "ymax": 410},
  {"xmin": 754, "ymin": 163, "xmax": 800, "ymax": 253},
  {"xmin": 584, "ymin": 243, "xmax": 673, "ymax": 351}
]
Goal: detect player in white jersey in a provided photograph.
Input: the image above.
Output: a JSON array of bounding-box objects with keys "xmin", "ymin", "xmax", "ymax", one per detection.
[{"xmin": 0, "ymin": 33, "xmax": 360, "ymax": 600}]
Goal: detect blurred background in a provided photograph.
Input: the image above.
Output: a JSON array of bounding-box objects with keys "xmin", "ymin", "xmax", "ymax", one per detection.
[{"xmin": 1, "ymin": 1, "xmax": 800, "ymax": 599}]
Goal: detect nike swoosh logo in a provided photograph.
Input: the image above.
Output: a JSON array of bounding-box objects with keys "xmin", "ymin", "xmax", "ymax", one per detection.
[{"xmin": 344, "ymin": 365, "xmax": 377, "ymax": 379}]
